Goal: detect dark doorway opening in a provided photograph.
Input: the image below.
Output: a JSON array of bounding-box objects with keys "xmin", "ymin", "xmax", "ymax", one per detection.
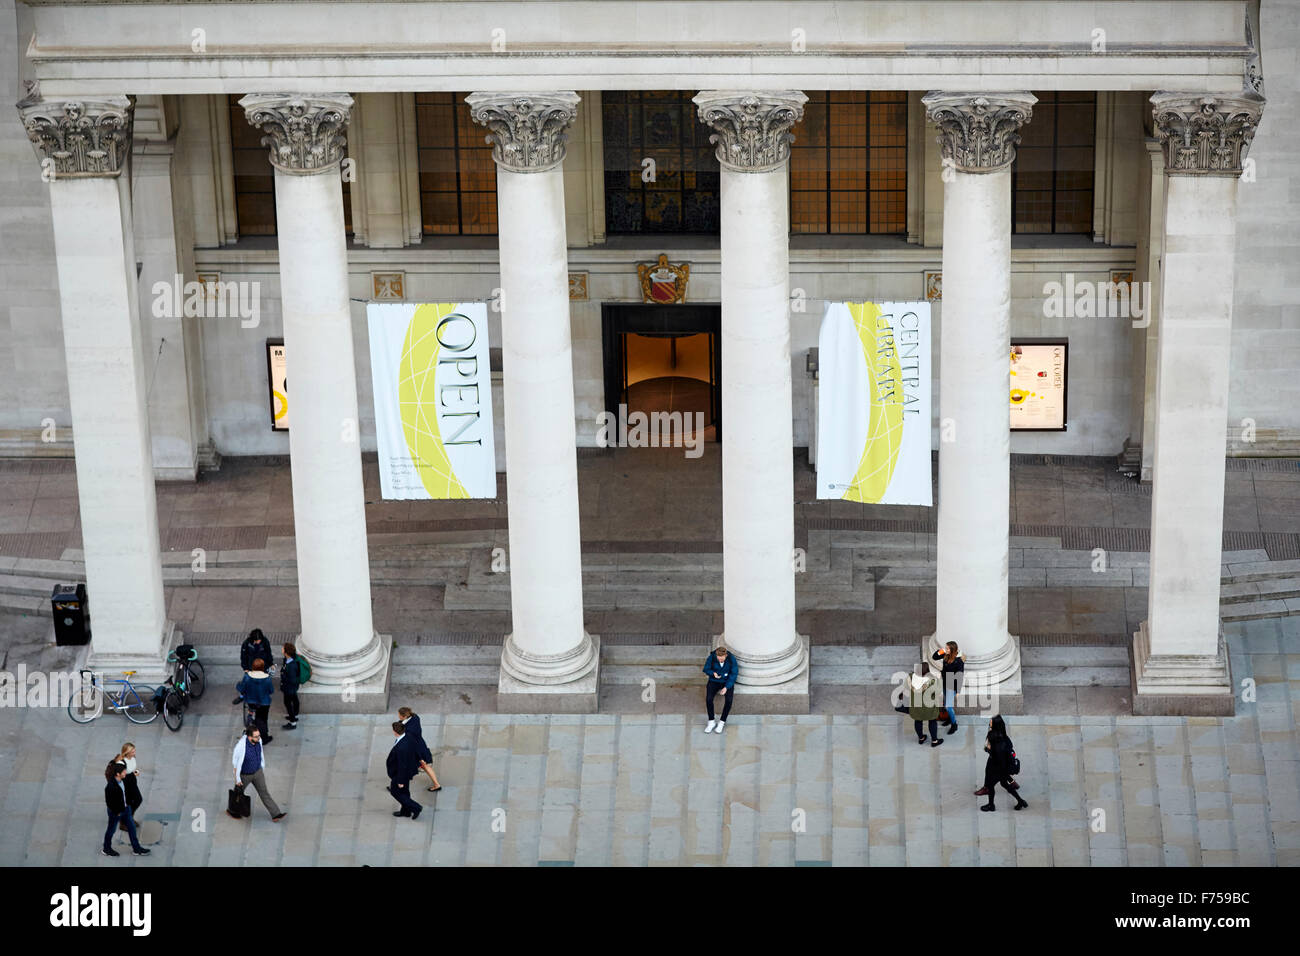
[{"xmin": 601, "ymin": 303, "xmax": 722, "ymax": 443}]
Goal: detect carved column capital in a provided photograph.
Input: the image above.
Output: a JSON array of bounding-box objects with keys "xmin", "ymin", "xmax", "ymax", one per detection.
[
  {"xmin": 922, "ymin": 92, "xmax": 1036, "ymax": 173},
  {"xmin": 238, "ymin": 93, "xmax": 352, "ymax": 174},
  {"xmin": 693, "ymin": 90, "xmax": 807, "ymax": 173},
  {"xmin": 465, "ymin": 92, "xmax": 580, "ymax": 173},
  {"xmin": 16, "ymin": 95, "xmax": 134, "ymax": 178},
  {"xmin": 1150, "ymin": 92, "xmax": 1265, "ymax": 177}
]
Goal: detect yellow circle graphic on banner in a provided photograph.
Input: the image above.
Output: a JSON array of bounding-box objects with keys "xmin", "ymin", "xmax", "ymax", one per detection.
[
  {"xmin": 398, "ymin": 303, "xmax": 470, "ymax": 499},
  {"xmin": 842, "ymin": 302, "xmax": 904, "ymax": 503}
]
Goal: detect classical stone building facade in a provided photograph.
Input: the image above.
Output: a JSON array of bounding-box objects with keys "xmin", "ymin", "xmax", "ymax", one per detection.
[{"xmin": 1, "ymin": 0, "xmax": 1292, "ymax": 716}]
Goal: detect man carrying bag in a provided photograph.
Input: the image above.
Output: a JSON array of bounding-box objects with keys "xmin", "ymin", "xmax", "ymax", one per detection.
[{"xmin": 229, "ymin": 726, "xmax": 286, "ymax": 822}]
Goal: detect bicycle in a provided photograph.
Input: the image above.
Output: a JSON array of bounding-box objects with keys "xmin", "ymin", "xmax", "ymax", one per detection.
[
  {"xmin": 154, "ymin": 645, "xmax": 205, "ymax": 732},
  {"xmin": 166, "ymin": 645, "xmax": 205, "ymax": 706},
  {"xmin": 68, "ymin": 670, "xmax": 174, "ymax": 726}
]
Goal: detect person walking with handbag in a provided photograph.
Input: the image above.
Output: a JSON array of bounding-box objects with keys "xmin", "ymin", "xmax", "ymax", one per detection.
[
  {"xmin": 932, "ymin": 642, "xmax": 965, "ymax": 735},
  {"xmin": 397, "ymin": 706, "xmax": 441, "ymax": 792},
  {"xmin": 229, "ymin": 726, "xmax": 286, "ymax": 822},
  {"xmin": 903, "ymin": 661, "xmax": 944, "ymax": 747},
  {"xmin": 101, "ymin": 761, "xmax": 149, "ymax": 857},
  {"xmin": 975, "ymin": 715, "xmax": 1028, "ymax": 812},
  {"xmin": 387, "ymin": 721, "xmax": 424, "ymax": 819},
  {"xmin": 701, "ymin": 646, "xmax": 738, "ymax": 734}
]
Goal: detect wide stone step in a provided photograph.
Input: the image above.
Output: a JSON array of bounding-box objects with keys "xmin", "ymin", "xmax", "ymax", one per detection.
[
  {"xmin": 1220, "ymin": 598, "xmax": 1300, "ymax": 622},
  {"xmin": 1219, "ymin": 577, "xmax": 1300, "ymax": 605},
  {"xmin": 6, "ymin": 557, "xmax": 82, "ymax": 579},
  {"xmin": 152, "ymin": 641, "xmax": 1136, "ymax": 691},
  {"xmin": 0, "ymin": 574, "xmax": 61, "ymax": 598},
  {"xmin": 442, "ymin": 580, "xmax": 875, "ymax": 612},
  {"xmin": 1221, "ymin": 558, "xmax": 1300, "ymax": 583},
  {"xmin": 0, "ymin": 592, "xmax": 48, "ymax": 615}
]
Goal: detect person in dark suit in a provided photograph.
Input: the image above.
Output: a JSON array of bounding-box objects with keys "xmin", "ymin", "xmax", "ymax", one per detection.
[
  {"xmin": 102, "ymin": 761, "xmax": 149, "ymax": 857},
  {"xmin": 386, "ymin": 721, "xmax": 423, "ymax": 820},
  {"xmin": 398, "ymin": 706, "xmax": 441, "ymax": 792}
]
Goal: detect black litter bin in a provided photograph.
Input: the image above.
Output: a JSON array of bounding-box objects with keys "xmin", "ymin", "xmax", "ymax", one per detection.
[{"xmin": 51, "ymin": 583, "xmax": 91, "ymax": 646}]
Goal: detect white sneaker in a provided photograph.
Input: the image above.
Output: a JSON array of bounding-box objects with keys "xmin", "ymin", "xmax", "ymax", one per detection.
[
  {"xmin": 713, "ymin": 720, "xmax": 726, "ymax": 734},
  {"xmin": 704, "ymin": 719, "xmax": 716, "ymax": 734}
]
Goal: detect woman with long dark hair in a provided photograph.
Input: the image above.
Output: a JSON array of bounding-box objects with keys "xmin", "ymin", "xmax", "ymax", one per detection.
[
  {"xmin": 931, "ymin": 641, "xmax": 964, "ymax": 734},
  {"xmin": 974, "ymin": 715, "xmax": 1027, "ymax": 811}
]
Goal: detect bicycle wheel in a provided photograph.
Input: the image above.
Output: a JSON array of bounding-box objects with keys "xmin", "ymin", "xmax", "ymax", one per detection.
[
  {"xmin": 162, "ymin": 692, "xmax": 184, "ymax": 731},
  {"xmin": 187, "ymin": 660, "xmax": 206, "ymax": 700},
  {"xmin": 122, "ymin": 686, "xmax": 159, "ymax": 724},
  {"xmin": 67, "ymin": 683, "xmax": 102, "ymax": 724}
]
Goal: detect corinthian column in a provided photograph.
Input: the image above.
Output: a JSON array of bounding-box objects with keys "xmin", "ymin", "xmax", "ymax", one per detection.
[
  {"xmin": 1133, "ymin": 91, "xmax": 1264, "ymax": 716},
  {"xmin": 17, "ymin": 94, "xmax": 175, "ymax": 680},
  {"xmin": 922, "ymin": 92, "xmax": 1035, "ymax": 712},
  {"xmin": 241, "ymin": 94, "xmax": 390, "ymax": 709},
  {"xmin": 695, "ymin": 91, "xmax": 809, "ymax": 712},
  {"xmin": 467, "ymin": 92, "xmax": 599, "ymax": 713}
]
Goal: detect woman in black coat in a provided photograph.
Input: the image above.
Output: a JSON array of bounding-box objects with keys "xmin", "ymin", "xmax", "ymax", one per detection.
[
  {"xmin": 397, "ymin": 706, "xmax": 441, "ymax": 792},
  {"xmin": 974, "ymin": 715, "xmax": 1027, "ymax": 812}
]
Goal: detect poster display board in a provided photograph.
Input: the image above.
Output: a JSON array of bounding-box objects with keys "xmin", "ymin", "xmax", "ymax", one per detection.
[{"xmin": 1010, "ymin": 339, "xmax": 1068, "ymax": 431}]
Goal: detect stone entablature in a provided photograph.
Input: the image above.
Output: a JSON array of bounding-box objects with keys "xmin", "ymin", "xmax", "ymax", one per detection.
[
  {"xmin": 16, "ymin": 95, "xmax": 133, "ymax": 178},
  {"xmin": 239, "ymin": 93, "xmax": 352, "ymax": 174},
  {"xmin": 21, "ymin": 2, "xmax": 1252, "ymax": 96},
  {"xmin": 1150, "ymin": 92, "xmax": 1264, "ymax": 177}
]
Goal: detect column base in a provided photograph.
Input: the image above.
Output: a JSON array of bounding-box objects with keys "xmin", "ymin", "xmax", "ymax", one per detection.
[
  {"xmin": 716, "ymin": 634, "xmax": 810, "ymax": 713},
  {"xmin": 301, "ymin": 629, "xmax": 389, "ymax": 686},
  {"xmin": 82, "ymin": 620, "xmax": 178, "ymax": 685},
  {"xmin": 498, "ymin": 635, "xmax": 600, "ymax": 714},
  {"xmin": 295, "ymin": 633, "xmax": 394, "ymax": 714},
  {"xmin": 923, "ymin": 631, "xmax": 1023, "ymax": 716},
  {"xmin": 1131, "ymin": 621, "xmax": 1234, "ymax": 716}
]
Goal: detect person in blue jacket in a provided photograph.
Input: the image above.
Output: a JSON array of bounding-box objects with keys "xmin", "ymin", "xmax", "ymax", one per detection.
[
  {"xmin": 701, "ymin": 645, "xmax": 738, "ymax": 735},
  {"xmin": 236, "ymin": 657, "xmax": 275, "ymax": 743}
]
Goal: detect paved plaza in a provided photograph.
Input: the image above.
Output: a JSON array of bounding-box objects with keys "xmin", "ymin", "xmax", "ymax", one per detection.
[
  {"xmin": 0, "ymin": 614, "xmax": 1296, "ymax": 867},
  {"xmin": 2, "ymin": 450, "xmax": 1298, "ymax": 865}
]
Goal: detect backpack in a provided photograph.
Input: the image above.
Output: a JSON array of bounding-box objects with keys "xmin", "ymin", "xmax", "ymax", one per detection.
[
  {"xmin": 295, "ymin": 656, "xmax": 311, "ymax": 684},
  {"xmin": 1004, "ymin": 739, "xmax": 1021, "ymax": 775}
]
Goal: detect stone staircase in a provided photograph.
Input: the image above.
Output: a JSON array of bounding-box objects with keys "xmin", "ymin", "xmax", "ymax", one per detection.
[
  {"xmin": 6, "ymin": 534, "xmax": 1300, "ymax": 625},
  {"xmin": 0, "ymin": 528, "xmax": 875, "ymax": 617},
  {"xmin": 1218, "ymin": 557, "xmax": 1300, "ymax": 622}
]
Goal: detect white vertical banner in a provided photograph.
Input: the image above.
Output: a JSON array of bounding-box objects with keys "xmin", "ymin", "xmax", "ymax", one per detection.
[
  {"xmin": 366, "ymin": 302, "xmax": 496, "ymax": 499},
  {"xmin": 816, "ymin": 301, "xmax": 932, "ymax": 505}
]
